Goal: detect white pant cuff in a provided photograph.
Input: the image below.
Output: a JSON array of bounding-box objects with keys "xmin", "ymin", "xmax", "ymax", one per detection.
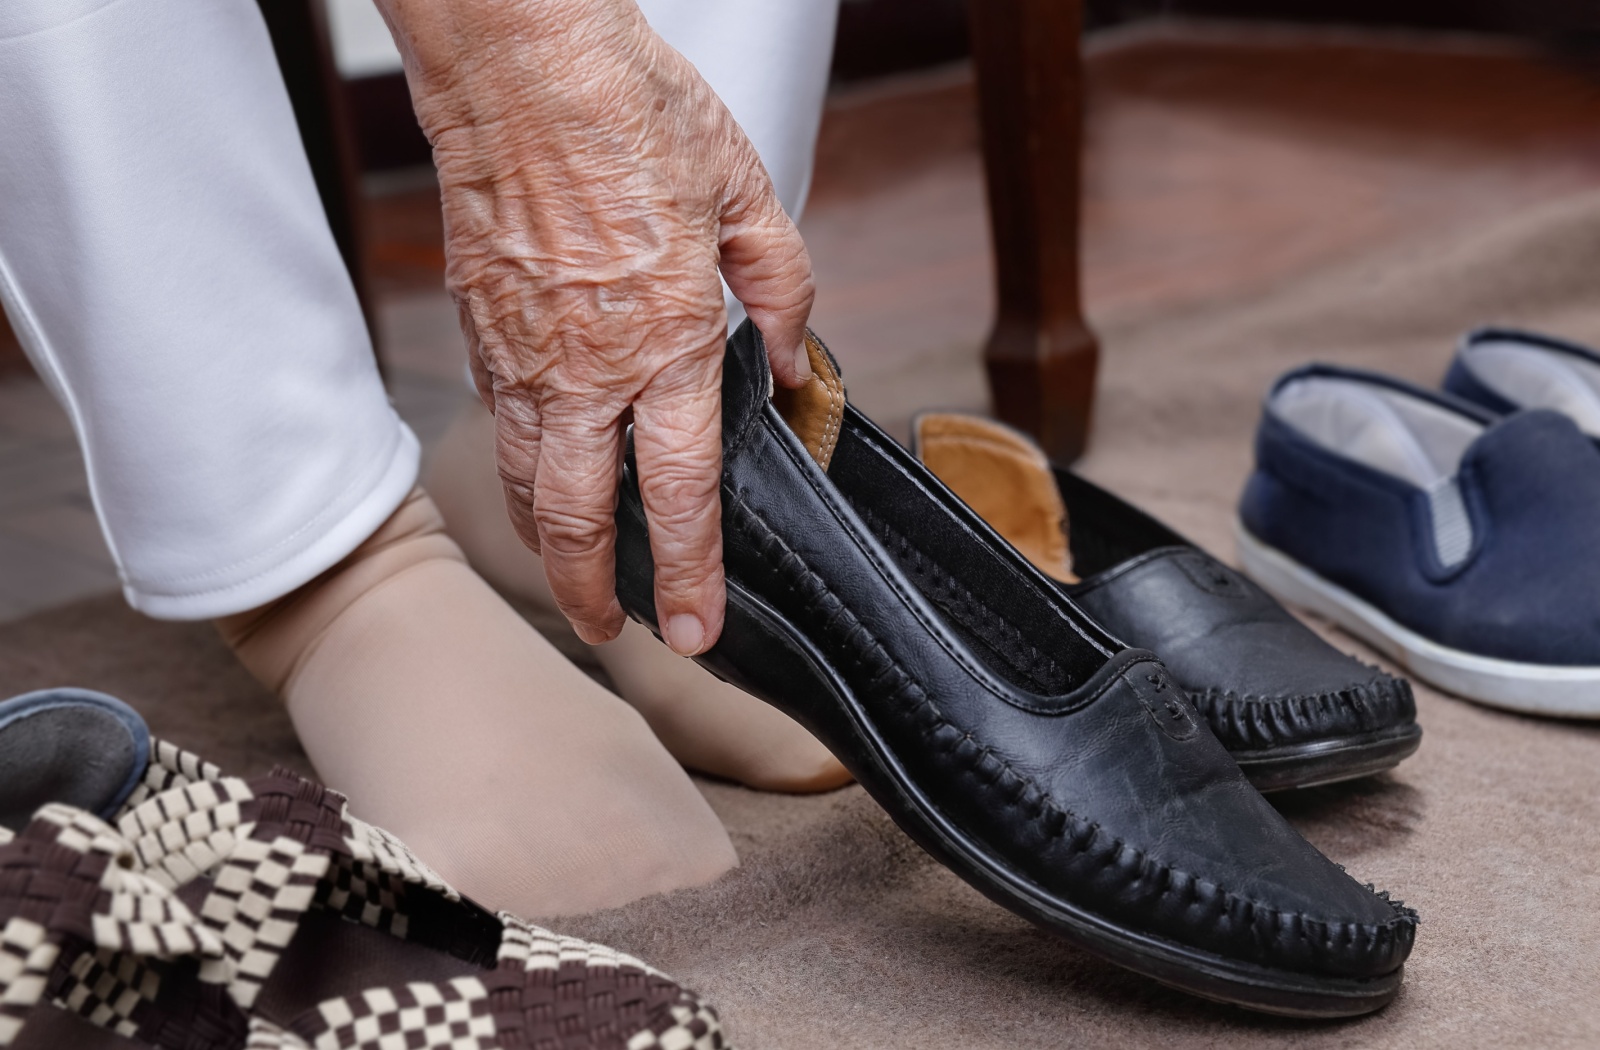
[{"xmin": 122, "ymin": 423, "xmax": 422, "ymax": 620}]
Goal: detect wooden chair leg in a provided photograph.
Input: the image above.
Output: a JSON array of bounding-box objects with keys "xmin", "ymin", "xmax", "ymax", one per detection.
[
  {"xmin": 256, "ymin": 0, "xmax": 378, "ymax": 358},
  {"xmin": 968, "ymin": 0, "xmax": 1099, "ymax": 463}
]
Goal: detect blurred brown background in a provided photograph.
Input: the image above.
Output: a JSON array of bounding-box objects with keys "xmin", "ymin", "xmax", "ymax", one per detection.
[{"xmin": 1, "ymin": 0, "xmax": 1596, "ymax": 376}]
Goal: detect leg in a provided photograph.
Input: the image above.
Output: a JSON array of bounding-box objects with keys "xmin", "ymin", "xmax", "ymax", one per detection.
[
  {"xmin": 968, "ymin": 0, "xmax": 1101, "ymax": 463},
  {"xmin": 218, "ymin": 491, "xmax": 734, "ymax": 917},
  {"xmin": 0, "ymin": 0, "xmax": 733, "ymax": 915},
  {"xmin": 0, "ymin": 0, "xmax": 413, "ymax": 617},
  {"xmin": 426, "ymin": 0, "xmax": 852, "ymax": 792}
]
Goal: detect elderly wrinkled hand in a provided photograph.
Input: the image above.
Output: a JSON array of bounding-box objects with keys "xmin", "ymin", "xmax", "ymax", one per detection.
[{"xmin": 376, "ymin": 0, "xmax": 816, "ymax": 653}]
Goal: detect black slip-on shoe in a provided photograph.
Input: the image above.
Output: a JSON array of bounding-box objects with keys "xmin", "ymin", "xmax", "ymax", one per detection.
[
  {"xmin": 613, "ymin": 321, "xmax": 1417, "ymax": 1017},
  {"xmin": 909, "ymin": 413, "xmax": 1421, "ymax": 792}
]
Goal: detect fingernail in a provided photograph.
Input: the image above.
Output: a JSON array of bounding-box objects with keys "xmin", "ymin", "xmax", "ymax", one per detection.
[
  {"xmin": 664, "ymin": 613, "xmax": 706, "ymax": 656},
  {"xmin": 574, "ymin": 623, "xmax": 611, "ymax": 646},
  {"xmin": 793, "ymin": 343, "xmax": 813, "ymax": 383}
]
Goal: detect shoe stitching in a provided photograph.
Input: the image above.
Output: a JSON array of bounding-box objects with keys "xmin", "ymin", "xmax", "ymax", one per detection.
[
  {"xmin": 726, "ymin": 493, "xmax": 1418, "ymax": 958},
  {"xmin": 1188, "ymin": 675, "xmax": 1414, "ymax": 749}
]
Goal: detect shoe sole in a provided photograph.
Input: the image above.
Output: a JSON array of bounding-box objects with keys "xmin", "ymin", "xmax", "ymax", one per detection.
[
  {"xmin": 626, "ymin": 576, "xmax": 1404, "ymax": 1019},
  {"xmin": 1234, "ymin": 724, "xmax": 1422, "ymax": 793},
  {"xmin": 1236, "ymin": 522, "xmax": 1600, "ymax": 718}
]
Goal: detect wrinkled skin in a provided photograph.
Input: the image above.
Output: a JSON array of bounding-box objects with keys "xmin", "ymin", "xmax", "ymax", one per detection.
[{"xmin": 374, "ymin": 0, "xmax": 815, "ymax": 653}]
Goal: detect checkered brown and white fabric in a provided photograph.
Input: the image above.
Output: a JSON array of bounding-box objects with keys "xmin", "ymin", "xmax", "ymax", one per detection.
[
  {"xmin": 496, "ymin": 914, "xmax": 658, "ymax": 975},
  {"xmin": 476, "ymin": 915, "xmax": 725, "ymax": 1050},
  {"xmin": 102, "ymin": 767, "xmax": 355, "ymax": 1011},
  {"xmin": 50, "ymin": 941, "xmax": 256, "ymax": 1050},
  {"xmin": 246, "ymin": 1017, "xmax": 311, "ymax": 1049},
  {"xmin": 49, "ymin": 771, "xmax": 340, "ymax": 1026},
  {"xmin": 120, "ymin": 739, "xmax": 222, "ymax": 811},
  {"xmin": 0, "ymin": 917, "xmax": 57, "ymax": 1046},
  {"xmin": 21, "ymin": 750, "xmax": 726, "ymax": 1050},
  {"xmin": 315, "ymin": 857, "xmax": 412, "ymax": 938},
  {"xmin": 172, "ymin": 886, "xmax": 724, "ymax": 1049},
  {"xmin": 642, "ymin": 1002, "xmax": 726, "ymax": 1050},
  {"xmin": 342, "ymin": 814, "xmax": 456, "ymax": 902},
  {"xmin": 54, "ymin": 946, "xmax": 160, "ymax": 1038},
  {"xmin": 31, "ymin": 803, "xmax": 130, "ymax": 864},
  {"xmin": 291, "ymin": 977, "xmax": 495, "ymax": 1050},
  {"xmin": 26, "ymin": 805, "xmax": 221, "ymax": 961},
  {"xmin": 88, "ymin": 764, "xmax": 404, "ymax": 1016},
  {"xmin": 312, "ymin": 812, "xmax": 461, "ymax": 944},
  {"xmin": 0, "ymin": 808, "xmax": 223, "ymax": 1047},
  {"xmin": 117, "ymin": 776, "xmax": 253, "ymax": 891},
  {"xmin": 198, "ymin": 832, "xmax": 330, "ymax": 1010},
  {"xmin": 43, "ymin": 790, "xmax": 232, "ymax": 1046}
]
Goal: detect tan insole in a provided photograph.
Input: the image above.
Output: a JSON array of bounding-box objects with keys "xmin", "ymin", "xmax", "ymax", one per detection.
[
  {"xmin": 913, "ymin": 413, "xmax": 1078, "ymax": 584},
  {"xmin": 772, "ymin": 332, "xmax": 846, "ymax": 470}
]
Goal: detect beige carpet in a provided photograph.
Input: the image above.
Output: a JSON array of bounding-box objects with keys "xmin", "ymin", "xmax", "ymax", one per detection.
[{"xmin": 5, "ymin": 189, "xmax": 1600, "ymax": 1047}]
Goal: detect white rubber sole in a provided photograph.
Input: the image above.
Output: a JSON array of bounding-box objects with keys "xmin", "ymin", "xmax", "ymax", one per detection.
[{"xmin": 1235, "ymin": 521, "xmax": 1600, "ymax": 718}]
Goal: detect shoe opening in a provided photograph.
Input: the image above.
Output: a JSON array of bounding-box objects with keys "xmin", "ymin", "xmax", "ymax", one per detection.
[
  {"xmin": 1269, "ymin": 373, "xmax": 1483, "ymax": 569},
  {"xmin": 827, "ymin": 411, "xmax": 1115, "ymax": 696},
  {"xmin": 912, "ymin": 412, "xmax": 1077, "ymax": 584},
  {"xmin": 1460, "ymin": 333, "xmax": 1600, "ymax": 437},
  {"xmin": 1269, "ymin": 374, "xmax": 1481, "ymax": 490}
]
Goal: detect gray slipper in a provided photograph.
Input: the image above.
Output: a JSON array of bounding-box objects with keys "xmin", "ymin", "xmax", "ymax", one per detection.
[{"xmin": 0, "ymin": 688, "xmax": 149, "ymax": 829}]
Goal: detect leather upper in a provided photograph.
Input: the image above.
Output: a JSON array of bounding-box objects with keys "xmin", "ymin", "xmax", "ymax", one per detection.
[
  {"xmin": 909, "ymin": 431, "xmax": 1416, "ymax": 755},
  {"xmin": 1055, "ymin": 465, "xmax": 1418, "ymax": 752},
  {"xmin": 1243, "ymin": 365, "xmax": 1600, "ymax": 666},
  {"xmin": 1069, "ymin": 544, "xmax": 1414, "ymax": 752},
  {"xmin": 617, "ymin": 323, "xmax": 1416, "ymax": 979}
]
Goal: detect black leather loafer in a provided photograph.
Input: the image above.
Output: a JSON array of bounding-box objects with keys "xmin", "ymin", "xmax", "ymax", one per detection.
[
  {"xmin": 614, "ymin": 322, "xmax": 1417, "ymax": 1017},
  {"xmin": 911, "ymin": 413, "xmax": 1421, "ymax": 792}
]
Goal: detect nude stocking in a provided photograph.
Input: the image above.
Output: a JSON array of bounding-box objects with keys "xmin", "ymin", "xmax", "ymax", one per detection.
[
  {"xmin": 424, "ymin": 405, "xmax": 851, "ymax": 793},
  {"xmin": 216, "ymin": 489, "xmax": 737, "ymax": 919}
]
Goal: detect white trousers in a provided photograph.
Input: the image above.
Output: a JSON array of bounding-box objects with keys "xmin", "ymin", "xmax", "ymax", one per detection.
[{"xmin": 0, "ymin": 0, "xmax": 836, "ymax": 620}]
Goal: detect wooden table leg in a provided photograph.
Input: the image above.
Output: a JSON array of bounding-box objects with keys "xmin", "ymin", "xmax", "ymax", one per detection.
[{"xmin": 968, "ymin": 0, "xmax": 1099, "ymax": 463}]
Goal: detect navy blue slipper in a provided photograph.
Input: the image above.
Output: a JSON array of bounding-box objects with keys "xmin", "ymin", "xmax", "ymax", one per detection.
[
  {"xmin": 1443, "ymin": 326, "xmax": 1600, "ymax": 437},
  {"xmin": 1237, "ymin": 364, "xmax": 1600, "ymax": 717}
]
